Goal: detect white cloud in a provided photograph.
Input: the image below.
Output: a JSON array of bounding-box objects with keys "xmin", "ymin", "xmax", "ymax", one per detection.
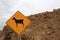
[{"xmin": 0, "ymin": 0, "xmax": 60, "ymax": 30}]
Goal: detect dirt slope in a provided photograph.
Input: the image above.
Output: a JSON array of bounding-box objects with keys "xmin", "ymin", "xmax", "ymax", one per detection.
[{"xmin": 0, "ymin": 9, "xmax": 60, "ymax": 40}]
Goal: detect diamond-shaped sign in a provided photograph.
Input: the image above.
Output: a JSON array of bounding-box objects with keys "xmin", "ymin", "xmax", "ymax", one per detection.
[{"xmin": 6, "ymin": 11, "xmax": 30, "ymax": 35}]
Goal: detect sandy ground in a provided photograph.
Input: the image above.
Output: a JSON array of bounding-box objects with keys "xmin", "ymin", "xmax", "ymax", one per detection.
[{"xmin": 0, "ymin": 9, "xmax": 60, "ymax": 40}]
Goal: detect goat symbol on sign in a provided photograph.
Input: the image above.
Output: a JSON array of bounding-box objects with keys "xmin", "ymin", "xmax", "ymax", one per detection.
[{"xmin": 13, "ymin": 18, "xmax": 24, "ymax": 27}]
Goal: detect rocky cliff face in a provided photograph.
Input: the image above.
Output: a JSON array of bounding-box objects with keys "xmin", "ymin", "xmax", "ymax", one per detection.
[{"xmin": 0, "ymin": 9, "xmax": 60, "ymax": 40}]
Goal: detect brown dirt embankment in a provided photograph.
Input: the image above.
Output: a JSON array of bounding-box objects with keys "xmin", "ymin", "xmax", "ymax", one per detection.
[{"xmin": 0, "ymin": 9, "xmax": 60, "ymax": 40}]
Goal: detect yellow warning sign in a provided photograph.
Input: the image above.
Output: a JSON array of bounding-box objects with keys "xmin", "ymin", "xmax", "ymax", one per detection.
[{"xmin": 6, "ymin": 11, "xmax": 30, "ymax": 35}]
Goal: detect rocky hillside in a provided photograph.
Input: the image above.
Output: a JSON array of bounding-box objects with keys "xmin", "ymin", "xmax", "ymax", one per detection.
[{"xmin": 0, "ymin": 9, "xmax": 60, "ymax": 40}]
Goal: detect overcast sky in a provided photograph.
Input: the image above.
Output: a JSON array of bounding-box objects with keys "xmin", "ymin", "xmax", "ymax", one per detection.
[{"xmin": 0, "ymin": 0, "xmax": 60, "ymax": 30}]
